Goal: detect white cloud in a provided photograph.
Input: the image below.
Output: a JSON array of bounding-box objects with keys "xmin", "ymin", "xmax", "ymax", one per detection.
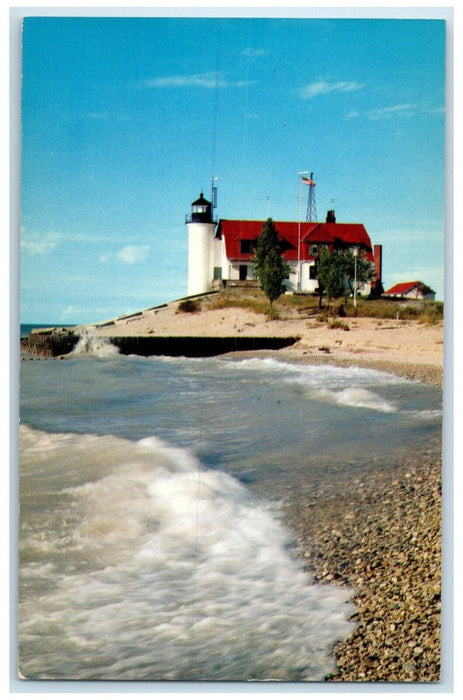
[
  {"xmin": 85, "ymin": 111, "xmax": 130, "ymax": 123},
  {"xmin": 61, "ymin": 305, "xmax": 85, "ymax": 320},
  {"xmin": 139, "ymin": 72, "xmax": 253, "ymax": 89},
  {"xmin": 374, "ymin": 228, "xmax": 444, "ymax": 244},
  {"xmin": 87, "ymin": 111, "xmax": 111, "ymax": 120},
  {"xmin": 345, "ymin": 103, "xmax": 443, "ymax": 121},
  {"xmin": 20, "ymin": 231, "xmax": 62, "ymax": 255},
  {"xmin": 241, "ymin": 48, "xmax": 268, "ymax": 57},
  {"xmin": 425, "ymin": 106, "xmax": 445, "ymax": 115},
  {"xmin": 365, "ymin": 104, "xmax": 415, "ymax": 120},
  {"xmin": 299, "ymin": 80, "xmax": 365, "ymax": 100},
  {"xmin": 99, "ymin": 253, "xmax": 112, "ymax": 263},
  {"xmin": 117, "ymin": 245, "xmax": 150, "ymax": 265}
]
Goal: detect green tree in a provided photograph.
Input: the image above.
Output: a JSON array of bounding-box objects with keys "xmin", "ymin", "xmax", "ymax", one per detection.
[
  {"xmin": 316, "ymin": 247, "xmax": 374, "ymax": 309},
  {"xmin": 254, "ymin": 218, "xmax": 291, "ymax": 318},
  {"xmin": 315, "ymin": 247, "xmax": 345, "ymax": 309},
  {"xmin": 368, "ymin": 278, "xmax": 384, "ymax": 300},
  {"xmin": 343, "ymin": 249, "xmax": 375, "ymax": 301}
]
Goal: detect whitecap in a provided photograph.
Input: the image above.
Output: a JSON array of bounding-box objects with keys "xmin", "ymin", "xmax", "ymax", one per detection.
[
  {"xmin": 71, "ymin": 330, "xmax": 120, "ymax": 357},
  {"xmin": 19, "ymin": 425, "xmax": 356, "ymax": 682},
  {"xmin": 320, "ymin": 387, "xmax": 397, "ymax": 413}
]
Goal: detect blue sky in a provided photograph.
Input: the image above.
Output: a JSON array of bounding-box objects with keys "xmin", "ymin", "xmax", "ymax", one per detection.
[{"xmin": 19, "ymin": 12, "xmax": 447, "ymax": 323}]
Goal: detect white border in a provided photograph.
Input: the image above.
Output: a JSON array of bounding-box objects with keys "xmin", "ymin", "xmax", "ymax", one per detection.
[{"xmin": 6, "ymin": 4, "xmax": 457, "ymax": 698}]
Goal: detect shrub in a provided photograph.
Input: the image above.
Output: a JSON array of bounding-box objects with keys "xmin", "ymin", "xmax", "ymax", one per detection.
[
  {"xmin": 177, "ymin": 298, "xmax": 201, "ymax": 314},
  {"xmin": 329, "ymin": 319, "xmax": 350, "ymax": 331}
]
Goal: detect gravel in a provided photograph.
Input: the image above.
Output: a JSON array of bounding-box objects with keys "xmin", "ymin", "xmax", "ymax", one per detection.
[{"xmin": 284, "ymin": 450, "xmax": 442, "ymax": 682}]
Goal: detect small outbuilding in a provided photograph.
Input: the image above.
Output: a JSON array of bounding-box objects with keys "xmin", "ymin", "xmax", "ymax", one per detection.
[{"xmin": 383, "ymin": 281, "xmax": 436, "ymax": 301}]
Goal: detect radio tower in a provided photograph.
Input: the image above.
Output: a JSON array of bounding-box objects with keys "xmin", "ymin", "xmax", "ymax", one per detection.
[{"xmin": 306, "ymin": 172, "xmax": 317, "ymax": 222}]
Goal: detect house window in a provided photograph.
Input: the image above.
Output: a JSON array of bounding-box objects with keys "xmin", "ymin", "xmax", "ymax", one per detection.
[
  {"xmin": 239, "ymin": 265, "xmax": 248, "ymax": 280},
  {"xmin": 240, "ymin": 240, "xmax": 256, "ymax": 255},
  {"xmin": 309, "ymin": 264, "xmax": 317, "ymax": 280},
  {"xmin": 309, "ymin": 244, "xmax": 318, "ymax": 256},
  {"xmin": 213, "ymin": 267, "xmax": 222, "ymax": 280}
]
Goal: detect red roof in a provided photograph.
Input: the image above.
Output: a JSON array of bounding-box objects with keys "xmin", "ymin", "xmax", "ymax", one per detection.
[
  {"xmin": 384, "ymin": 281, "xmax": 435, "ymax": 296},
  {"xmin": 217, "ymin": 219, "xmax": 373, "ymax": 262},
  {"xmin": 304, "ymin": 222, "xmax": 372, "ymax": 248}
]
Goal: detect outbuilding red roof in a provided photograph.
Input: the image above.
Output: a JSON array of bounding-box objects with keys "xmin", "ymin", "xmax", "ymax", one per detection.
[
  {"xmin": 217, "ymin": 219, "xmax": 373, "ymax": 262},
  {"xmin": 384, "ymin": 281, "xmax": 435, "ymax": 296}
]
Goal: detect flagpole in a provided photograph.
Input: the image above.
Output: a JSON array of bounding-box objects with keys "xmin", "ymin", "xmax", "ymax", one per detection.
[{"xmin": 297, "ymin": 171, "xmax": 308, "ymax": 293}]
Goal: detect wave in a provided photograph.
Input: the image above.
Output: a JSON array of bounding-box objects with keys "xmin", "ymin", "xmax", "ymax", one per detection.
[
  {"xmin": 220, "ymin": 357, "xmax": 404, "ymax": 413},
  {"xmin": 403, "ymin": 408, "xmax": 443, "ymax": 421},
  {"xmin": 19, "ymin": 425, "xmax": 356, "ymax": 681},
  {"xmin": 320, "ymin": 387, "xmax": 398, "ymax": 413},
  {"xmin": 221, "ymin": 356, "xmax": 406, "ymax": 389},
  {"xmin": 71, "ymin": 330, "xmax": 120, "ymax": 357}
]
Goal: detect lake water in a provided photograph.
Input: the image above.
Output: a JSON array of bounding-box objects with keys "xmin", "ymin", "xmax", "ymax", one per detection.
[{"xmin": 18, "ymin": 339, "xmax": 442, "ymax": 681}]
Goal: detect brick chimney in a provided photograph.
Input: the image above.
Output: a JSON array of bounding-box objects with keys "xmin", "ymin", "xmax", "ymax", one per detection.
[
  {"xmin": 326, "ymin": 209, "xmax": 336, "ymax": 223},
  {"xmin": 373, "ymin": 244, "xmax": 382, "ymax": 283}
]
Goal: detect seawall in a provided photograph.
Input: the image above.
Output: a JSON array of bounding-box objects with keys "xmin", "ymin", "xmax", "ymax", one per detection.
[
  {"xmin": 20, "ymin": 329, "xmax": 80, "ymax": 357},
  {"xmin": 20, "ymin": 331, "xmax": 299, "ymax": 358},
  {"xmin": 110, "ymin": 335, "xmax": 299, "ymax": 357}
]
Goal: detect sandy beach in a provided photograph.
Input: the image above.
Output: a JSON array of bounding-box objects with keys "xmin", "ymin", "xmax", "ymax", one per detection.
[
  {"xmin": 85, "ymin": 296, "xmax": 444, "ymax": 386},
  {"xmin": 81, "ymin": 296, "xmax": 444, "ymax": 682}
]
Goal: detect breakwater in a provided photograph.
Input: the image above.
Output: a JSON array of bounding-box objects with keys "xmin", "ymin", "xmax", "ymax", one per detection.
[
  {"xmin": 21, "ymin": 330, "xmax": 299, "ymax": 358},
  {"xmin": 20, "ymin": 329, "xmax": 80, "ymax": 357}
]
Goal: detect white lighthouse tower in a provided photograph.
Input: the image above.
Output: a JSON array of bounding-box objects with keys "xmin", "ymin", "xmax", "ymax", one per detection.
[{"xmin": 186, "ymin": 192, "xmax": 217, "ymax": 296}]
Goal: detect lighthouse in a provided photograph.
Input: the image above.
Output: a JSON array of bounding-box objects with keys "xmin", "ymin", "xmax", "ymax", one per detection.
[{"xmin": 186, "ymin": 192, "xmax": 217, "ymax": 296}]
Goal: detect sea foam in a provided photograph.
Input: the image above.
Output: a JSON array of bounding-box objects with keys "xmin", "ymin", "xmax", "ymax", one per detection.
[
  {"xmin": 321, "ymin": 387, "xmax": 398, "ymax": 413},
  {"xmin": 71, "ymin": 330, "xmax": 120, "ymax": 357},
  {"xmin": 19, "ymin": 425, "xmax": 356, "ymax": 681}
]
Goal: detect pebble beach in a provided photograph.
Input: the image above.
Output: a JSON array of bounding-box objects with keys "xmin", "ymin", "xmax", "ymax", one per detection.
[
  {"xmin": 83, "ymin": 297, "xmax": 445, "ymax": 683},
  {"xmin": 285, "ymin": 449, "xmax": 442, "ymax": 682}
]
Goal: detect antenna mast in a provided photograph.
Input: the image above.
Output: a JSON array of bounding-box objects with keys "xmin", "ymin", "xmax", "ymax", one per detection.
[
  {"xmin": 211, "ymin": 176, "xmax": 218, "ymax": 221},
  {"xmin": 306, "ymin": 172, "xmax": 317, "ymax": 222}
]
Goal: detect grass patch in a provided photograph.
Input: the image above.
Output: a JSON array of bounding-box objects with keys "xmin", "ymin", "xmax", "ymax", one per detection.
[
  {"xmin": 417, "ymin": 302, "xmax": 444, "ymax": 325},
  {"xmin": 329, "ymin": 319, "xmax": 350, "ymax": 331},
  {"xmin": 209, "ymin": 291, "xmax": 270, "ymax": 316},
  {"xmin": 203, "ymin": 289, "xmax": 443, "ymax": 323}
]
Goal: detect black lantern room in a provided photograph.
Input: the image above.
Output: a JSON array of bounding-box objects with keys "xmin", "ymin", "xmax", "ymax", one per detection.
[{"xmin": 189, "ymin": 193, "xmax": 213, "ymax": 223}]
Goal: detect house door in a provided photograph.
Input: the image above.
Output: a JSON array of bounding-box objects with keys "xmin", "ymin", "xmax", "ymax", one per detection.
[{"xmin": 239, "ymin": 265, "xmax": 247, "ymax": 281}]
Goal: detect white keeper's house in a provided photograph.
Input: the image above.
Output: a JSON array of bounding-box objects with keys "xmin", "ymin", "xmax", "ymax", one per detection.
[{"xmin": 186, "ymin": 192, "xmax": 383, "ymax": 297}]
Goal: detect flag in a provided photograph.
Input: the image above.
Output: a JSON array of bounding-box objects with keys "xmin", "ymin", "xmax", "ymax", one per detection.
[{"xmin": 301, "ymin": 176, "xmax": 316, "ymax": 186}]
